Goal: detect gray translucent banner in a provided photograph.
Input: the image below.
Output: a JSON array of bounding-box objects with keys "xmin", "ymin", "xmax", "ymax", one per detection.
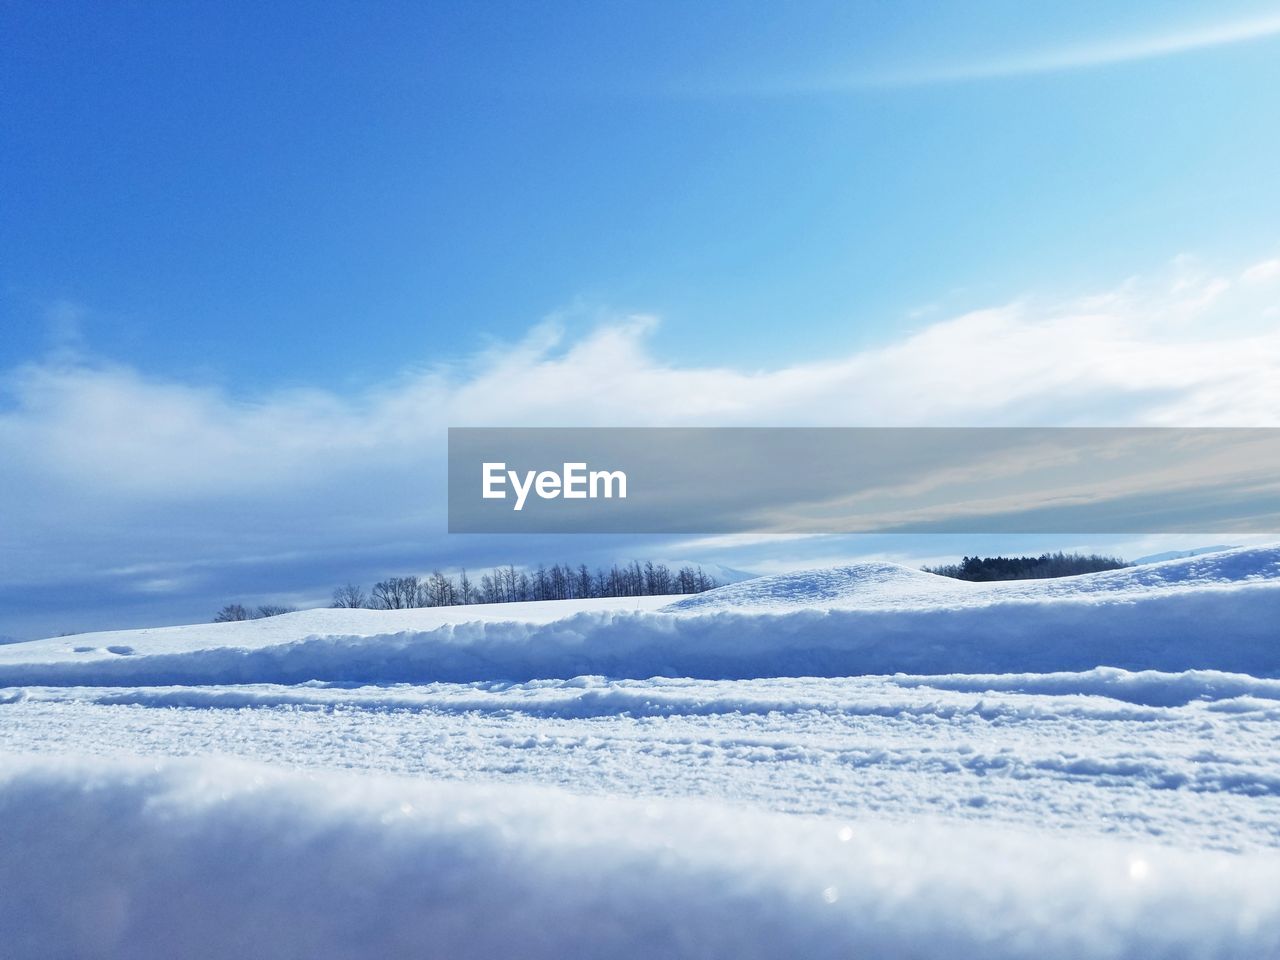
[{"xmin": 447, "ymin": 428, "xmax": 1280, "ymax": 534}]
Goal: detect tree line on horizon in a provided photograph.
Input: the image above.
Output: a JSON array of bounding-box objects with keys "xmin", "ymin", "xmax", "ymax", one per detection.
[
  {"xmin": 214, "ymin": 561, "xmax": 720, "ymax": 621},
  {"xmin": 921, "ymin": 551, "xmax": 1129, "ymax": 582},
  {"xmin": 212, "ymin": 603, "xmax": 298, "ymax": 622},
  {"xmin": 335, "ymin": 561, "xmax": 721, "ymax": 610}
]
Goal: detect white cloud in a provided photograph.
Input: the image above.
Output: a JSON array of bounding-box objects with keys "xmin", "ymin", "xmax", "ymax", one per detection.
[
  {"xmin": 748, "ymin": 10, "xmax": 1280, "ymax": 93},
  {"xmin": 2, "ymin": 253, "xmax": 1278, "ymax": 509},
  {"xmin": 1242, "ymin": 259, "xmax": 1280, "ymax": 284},
  {"xmin": 1, "ymin": 251, "xmax": 1278, "ymax": 635}
]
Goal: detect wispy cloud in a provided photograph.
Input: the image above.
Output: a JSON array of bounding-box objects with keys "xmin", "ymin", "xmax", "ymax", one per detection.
[
  {"xmin": 745, "ymin": 11, "xmax": 1280, "ymax": 94},
  {"xmin": 1, "ymin": 252, "xmax": 1278, "ymax": 634}
]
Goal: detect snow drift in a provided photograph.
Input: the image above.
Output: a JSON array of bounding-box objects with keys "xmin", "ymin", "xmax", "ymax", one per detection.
[
  {"xmin": 3, "ymin": 755, "xmax": 1279, "ymax": 960},
  {"xmin": 3, "ymin": 547, "xmax": 1279, "ymax": 959},
  {"xmin": 1, "ymin": 545, "xmax": 1277, "ymax": 685},
  {"xmin": 665, "ymin": 543, "xmax": 1280, "ymax": 612}
]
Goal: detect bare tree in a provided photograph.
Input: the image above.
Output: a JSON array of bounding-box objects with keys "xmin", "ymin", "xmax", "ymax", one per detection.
[
  {"xmin": 255, "ymin": 604, "xmax": 296, "ymax": 618},
  {"xmin": 213, "ymin": 603, "xmax": 251, "ymax": 622},
  {"xmin": 369, "ymin": 580, "xmax": 396, "ymax": 609},
  {"xmin": 694, "ymin": 567, "xmax": 717, "ymax": 592},
  {"xmin": 350, "ymin": 559, "xmax": 717, "ymax": 612},
  {"xmin": 370, "ymin": 575, "xmax": 422, "ymax": 609},
  {"xmin": 424, "ymin": 570, "xmax": 456, "ymax": 607},
  {"xmin": 331, "ymin": 583, "xmax": 367, "ymax": 608}
]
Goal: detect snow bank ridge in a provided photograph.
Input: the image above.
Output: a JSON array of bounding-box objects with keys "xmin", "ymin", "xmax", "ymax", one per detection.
[
  {"xmin": 2, "ymin": 545, "xmax": 1276, "ymax": 686},
  {"xmin": 2, "ymin": 755, "xmax": 1279, "ymax": 960},
  {"xmin": 667, "ymin": 543, "xmax": 1280, "ymax": 612}
]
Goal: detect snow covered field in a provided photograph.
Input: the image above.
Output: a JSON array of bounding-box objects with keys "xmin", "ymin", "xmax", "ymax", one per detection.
[{"xmin": 3, "ymin": 546, "xmax": 1280, "ymax": 958}]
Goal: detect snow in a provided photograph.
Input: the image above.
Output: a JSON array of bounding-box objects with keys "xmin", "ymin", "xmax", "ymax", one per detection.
[
  {"xmin": 7, "ymin": 669, "xmax": 1280, "ymax": 853},
  {"xmin": 3, "ymin": 545, "xmax": 1280, "ymax": 957},
  {"xmin": 1133, "ymin": 545, "xmax": 1238, "ymax": 564},
  {"xmin": 1, "ymin": 595, "xmax": 675, "ymax": 656},
  {"xmin": 3, "ymin": 755, "xmax": 1280, "ymax": 960},
  {"xmin": 666, "ymin": 543, "xmax": 1280, "ymax": 613},
  {"xmin": 1, "ymin": 546, "xmax": 1277, "ymax": 685}
]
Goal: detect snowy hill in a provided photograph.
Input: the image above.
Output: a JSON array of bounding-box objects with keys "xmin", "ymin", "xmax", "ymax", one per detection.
[
  {"xmin": 668, "ymin": 543, "xmax": 1280, "ymax": 612},
  {"xmin": 4, "ymin": 544, "xmax": 1280, "ymax": 958},
  {"xmin": 9, "ymin": 595, "xmax": 674, "ymax": 656},
  {"xmin": 666, "ymin": 559, "xmax": 971, "ymax": 610},
  {"xmin": 1134, "ymin": 544, "xmax": 1238, "ymax": 564},
  {"xmin": 3, "ymin": 545, "xmax": 1276, "ymax": 685}
]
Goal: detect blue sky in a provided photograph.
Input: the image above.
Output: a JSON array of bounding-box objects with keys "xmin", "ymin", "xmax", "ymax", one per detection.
[{"xmin": 2, "ymin": 1, "xmax": 1279, "ymax": 637}]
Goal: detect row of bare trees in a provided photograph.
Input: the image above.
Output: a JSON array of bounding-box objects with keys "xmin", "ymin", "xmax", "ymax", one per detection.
[
  {"xmin": 212, "ymin": 562, "xmax": 719, "ymax": 622},
  {"xmin": 213, "ymin": 603, "xmax": 297, "ymax": 622},
  {"xmin": 331, "ymin": 561, "xmax": 719, "ymax": 610}
]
